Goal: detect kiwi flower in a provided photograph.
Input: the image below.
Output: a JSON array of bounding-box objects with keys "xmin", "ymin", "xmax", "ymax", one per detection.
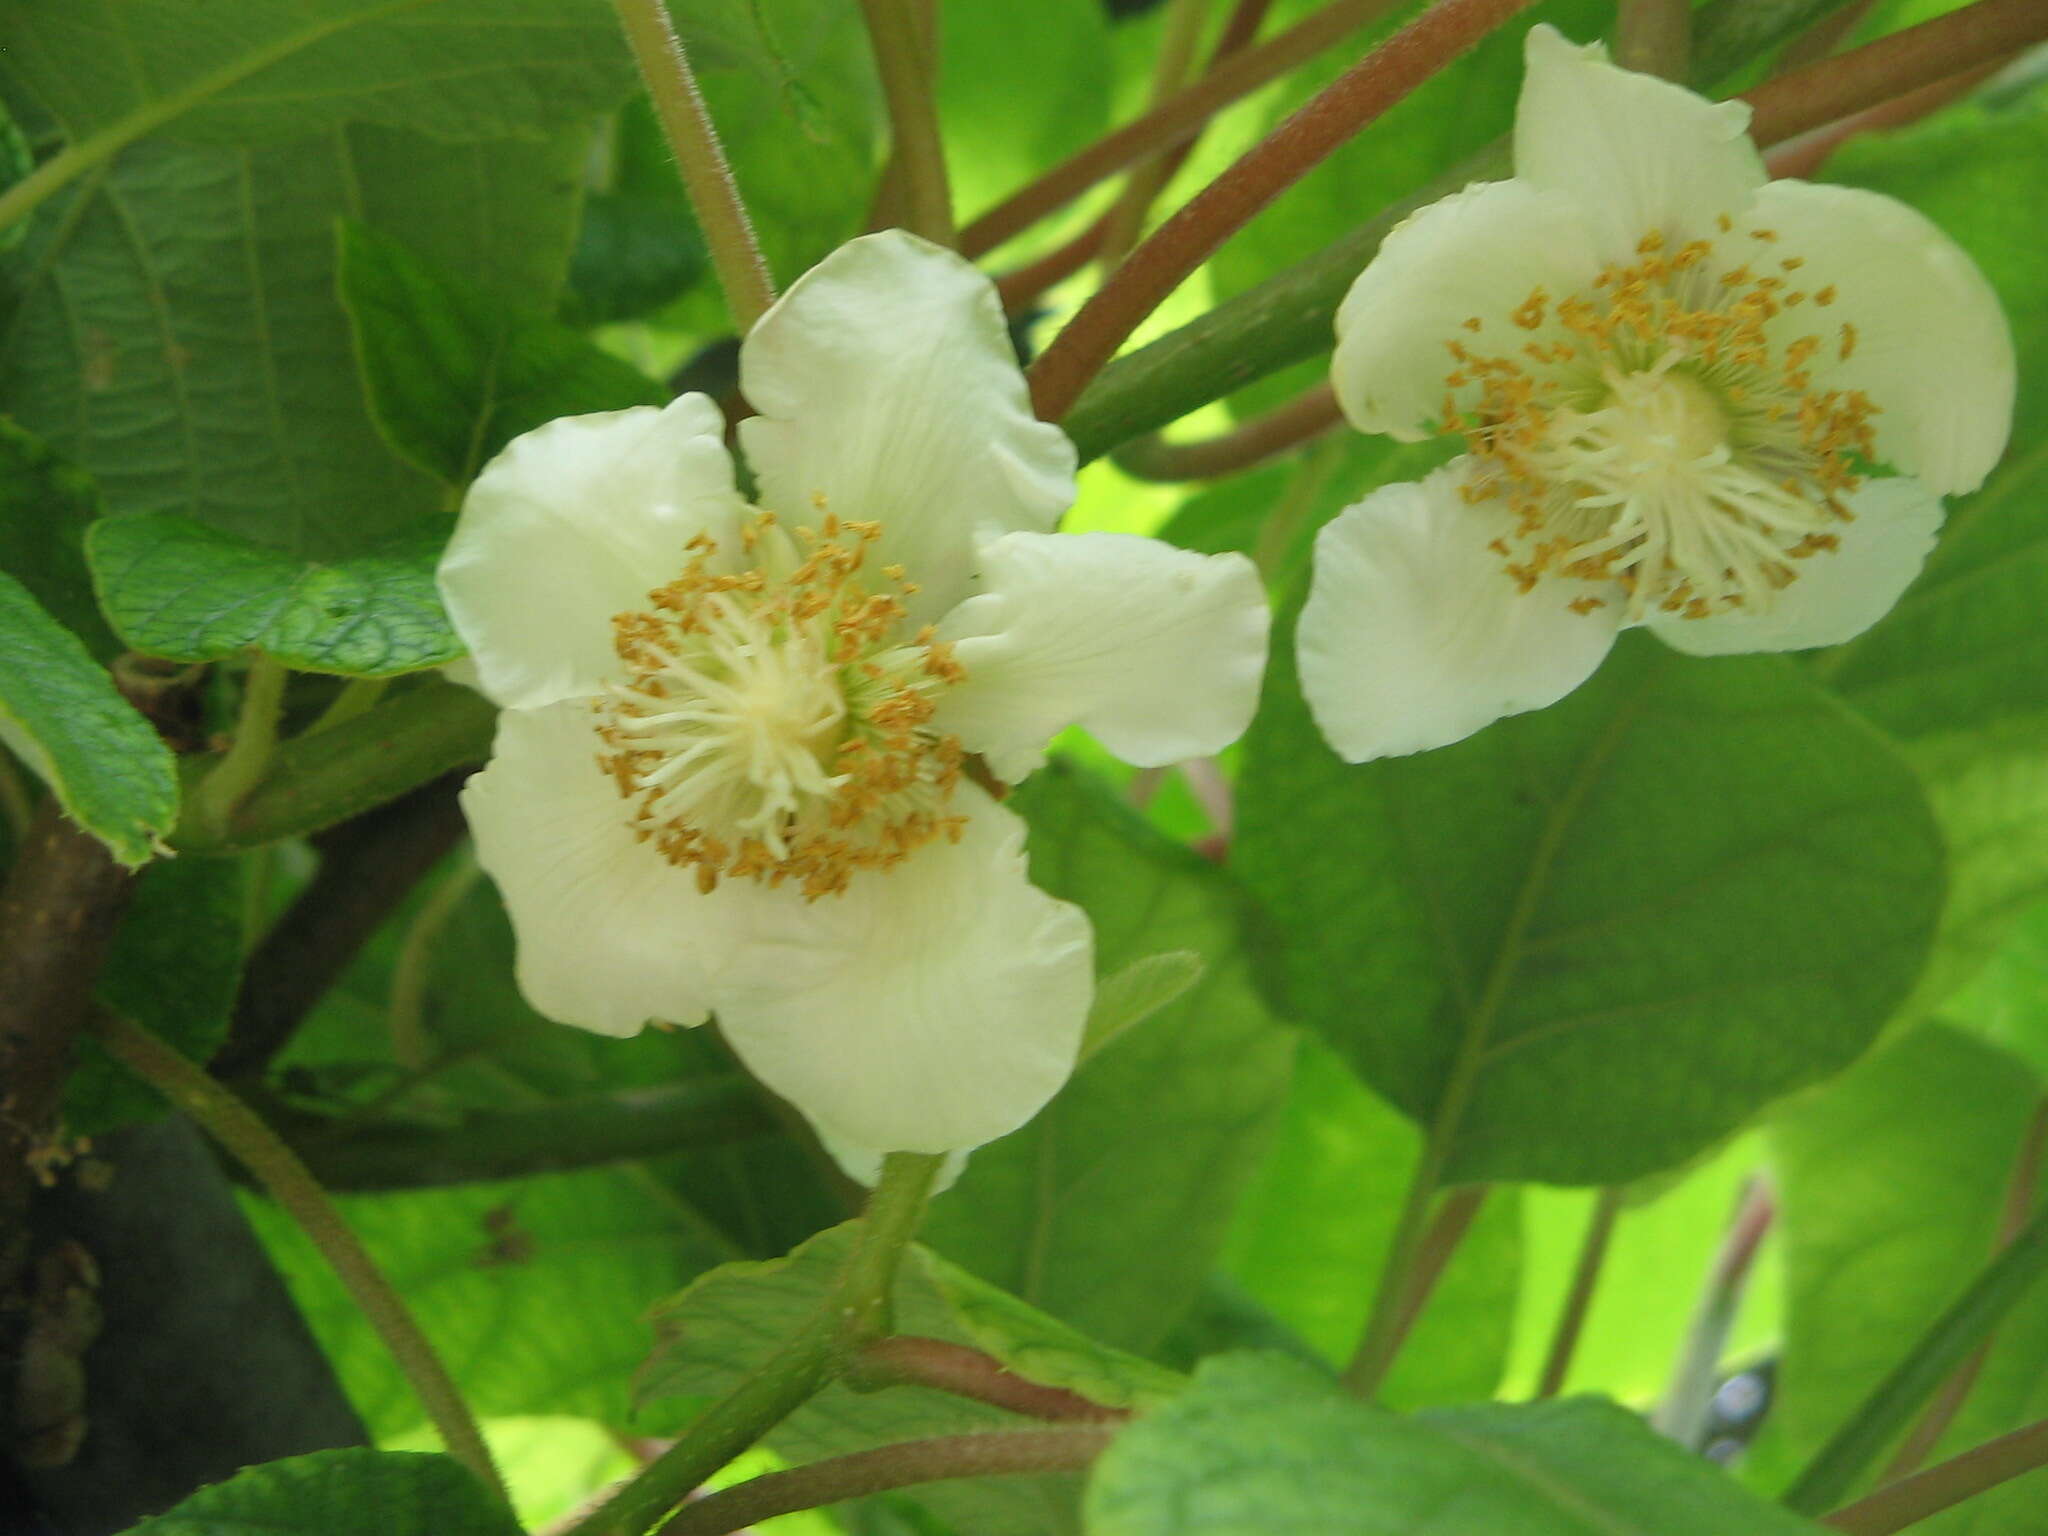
[{"xmin": 438, "ymin": 232, "xmax": 1268, "ymax": 1175}]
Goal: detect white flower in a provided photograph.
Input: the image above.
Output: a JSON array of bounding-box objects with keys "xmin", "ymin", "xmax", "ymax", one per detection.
[
  {"xmin": 1299, "ymin": 25, "xmax": 2014, "ymax": 762},
  {"xmin": 437, "ymin": 232, "xmax": 1269, "ymax": 1174}
]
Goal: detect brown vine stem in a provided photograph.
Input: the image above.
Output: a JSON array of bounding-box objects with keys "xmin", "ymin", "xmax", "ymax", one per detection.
[
  {"xmin": 1113, "ymin": 379, "xmax": 1341, "ymax": 480},
  {"xmin": 1097, "ymin": 0, "xmax": 1218, "ymax": 267},
  {"xmin": 859, "ymin": 0, "xmax": 954, "ymax": 244},
  {"xmin": 609, "ymin": 0, "xmax": 776, "ymax": 328},
  {"xmin": 1775, "ymin": 0, "xmax": 1878, "ymax": 75},
  {"xmin": 1883, "ymin": 1097, "xmax": 2048, "ymax": 1479},
  {"xmin": 654, "ymin": 1427, "xmax": 1119, "ymax": 1536},
  {"xmin": 960, "ymin": 0, "xmax": 1407, "ymax": 258},
  {"xmin": 1764, "ymin": 59, "xmax": 2009, "ymax": 180},
  {"xmin": 1377, "ymin": 1185, "xmax": 1492, "ymax": 1376},
  {"xmin": 1615, "ymin": 0, "xmax": 1690, "ymax": 79},
  {"xmin": 1737, "ymin": 0, "xmax": 2048, "ymax": 150},
  {"xmin": 1028, "ymin": 0, "xmax": 1540, "ymax": 424},
  {"xmin": 91, "ymin": 1012, "xmax": 505, "ymax": 1501},
  {"xmin": 1535, "ymin": 1186, "xmax": 1626, "ymax": 1400},
  {"xmin": 851, "ymin": 1336, "xmax": 1132, "ymax": 1423},
  {"xmin": 1822, "ymin": 1416, "xmax": 2048, "ymax": 1536}
]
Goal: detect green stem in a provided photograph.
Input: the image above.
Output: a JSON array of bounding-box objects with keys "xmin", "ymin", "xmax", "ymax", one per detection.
[
  {"xmin": 90, "ymin": 1011, "xmax": 504, "ymax": 1501},
  {"xmin": 1782, "ymin": 1199, "xmax": 2048, "ymax": 1515},
  {"xmin": 188, "ymin": 656, "xmax": 289, "ymax": 842},
  {"xmin": 568, "ymin": 1151, "xmax": 945, "ymax": 1536},
  {"xmin": 654, "ymin": 1427, "xmax": 1118, "ymax": 1536},
  {"xmin": 385, "ymin": 848, "xmax": 480, "ymax": 1071},
  {"xmin": 305, "ymin": 676, "xmax": 389, "ymax": 737},
  {"xmin": 609, "ymin": 0, "xmax": 777, "ymax": 328},
  {"xmin": 1535, "ymin": 1187, "xmax": 1625, "ymax": 1399},
  {"xmin": 859, "ymin": 0, "xmax": 954, "ymax": 245},
  {"xmin": 1822, "ymin": 1417, "xmax": 2048, "ymax": 1536}
]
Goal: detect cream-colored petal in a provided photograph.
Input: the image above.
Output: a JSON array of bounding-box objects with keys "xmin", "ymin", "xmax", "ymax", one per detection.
[
  {"xmin": 738, "ymin": 231, "xmax": 1077, "ymax": 619},
  {"xmin": 439, "ymin": 396, "xmax": 748, "ymax": 711},
  {"xmin": 1514, "ymin": 24, "xmax": 1765, "ymax": 260},
  {"xmin": 1298, "ymin": 461, "xmax": 1623, "ymax": 761},
  {"xmin": 1649, "ymin": 476, "xmax": 1944, "ymax": 656},
  {"xmin": 932, "ymin": 532, "xmax": 1269, "ymax": 783},
  {"xmin": 1742, "ymin": 179, "xmax": 2015, "ymax": 495},
  {"xmin": 461, "ymin": 701, "xmax": 724, "ymax": 1036},
  {"xmin": 1332, "ymin": 177, "xmax": 1599, "ymax": 441},
  {"xmin": 712, "ymin": 785, "xmax": 1093, "ymax": 1157}
]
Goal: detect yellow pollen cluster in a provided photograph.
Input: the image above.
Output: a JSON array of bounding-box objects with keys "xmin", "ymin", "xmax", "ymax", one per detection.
[
  {"xmin": 595, "ymin": 511, "xmax": 969, "ymax": 900},
  {"xmin": 1440, "ymin": 222, "xmax": 1882, "ymax": 620}
]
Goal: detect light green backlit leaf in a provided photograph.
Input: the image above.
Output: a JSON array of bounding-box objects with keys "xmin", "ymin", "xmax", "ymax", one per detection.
[{"xmin": 118, "ymin": 1448, "xmax": 519, "ymax": 1536}]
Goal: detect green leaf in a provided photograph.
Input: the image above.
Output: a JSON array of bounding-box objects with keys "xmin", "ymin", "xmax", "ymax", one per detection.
[
  {"xmin": 337, "ymin": 220, "xmax": 665, "ymax": 486},
  {"xmin": 1221, "ymin": 1039, "xmax": 1522, "ymax": 1408},
  {"xmin": 564, "ymin": 96, "xmax": 708, "ymax": 326},
  {"xmin": 88, "ymin": 512, "xmax": 460, "ymax": 675},
  {"xmin": 1769, "ymin": 1025, "xmax": 2048, "ymax": 1524},
  {"xmin": 1079, "ymin": 950, "xmax": 1204, "ymax": 1062},
  {"xmin": 1082, "ymin": 1352, "xmax": 1821, "ymax": 1535},
  {"xmin": 1236, "ymin": 628, "xmax": 1945, "ymax": 1185},
  {"xmin": 1948, "ymin": 893, "xmax": 2048, "ymax": 1080},
  {"xmin": 2, "ymin": 127, "xmax": 585, "ymax": 558},
  {"xmin": 0, "ymin": 1, "xmax": 631, "ymax": 149},
  {"xmin": 638, "ymin": 1223, "xmax": 1094, "ymax": 1535},
  {"xmin": 0, "ymin": 569, "xmax": 175, "ymax": 866},
  {"xmin": 67, "ymin": 852, "xmax": 246, "ymax": 1136},
  {"xmin": 118, "ymin": 1448, "xmax": 519, "ymax": 1536},
  {"xmin": 0, "ymin": 416, "xmax": 117, "ymax": 657},
  {"xmin": 924, "ymin": 762, "xmax": 1295, "ymax": 1354}
]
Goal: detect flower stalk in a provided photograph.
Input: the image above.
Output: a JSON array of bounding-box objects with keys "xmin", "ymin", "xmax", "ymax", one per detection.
[
  {"xmin": 186, "ymin": 655, "xmax": 289, "ymax": 843},
  {"xmin": 1114, "ymin": 380, "xmax": 1342, "ymax": 482},
  {"xmin": 1822, "ymin": 1416, "xmax": 2048, "ymax": 1536},
  {"xmin": 1535, "ymin": 1187, "xmax": 1626, "ymax": 1399},
  {"xmin": 851, "ymin": 1336, "xmax": 1134, "ymax": 1423},
  {"xmin": 859, "ymin": 0, "xmax": 954, "ymax": 245}
]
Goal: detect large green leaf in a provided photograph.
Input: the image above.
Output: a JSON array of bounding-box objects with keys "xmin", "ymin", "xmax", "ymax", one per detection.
[
  {"xmin": 1948, "ymin": 894, "xmax": 2048, "ymax": 1080},
  {"xmin": 1221, "ymin": 1039, "xmax": 1522, "ymax": 1408},
  {"xmin": 88, "ymin": 511, "xmax": 459, "ymax": 674},
  {"xmin": 338, "ymin": 221, "xmax": 665, "ymax": 486},
  {"xmin": 118, "ymin": 1448, "xmax": 519, "ymax": 1536},
  {"xmin": 923, "ymin": 762, "xmax": 1295, "ymax": 1355},
  {"xmin": 1768, "ymin": 1025, "xmax": 2048, "ymax": 1527},
  {"xmin": 1, "ymin": 127, "xmax": 584, "ymax": 557},
  {"xmin": 1235, "ymin": 629, "xmax": 1944, "ymax": 1185},
  {"xmin": 0, "ymin": 568, "xmax": 175, "ymax": 865},
  {"xmin": 1083, "ymin": 1353, "xmax": 1821, "ymax": 1534},
  {"xmin": 638, "ymin": 1223, "xmax": 1121, "ymax": 1536},
  {"xmin": 0, "ymin": 0, "xmax": 629, "ymax": 150},
  {"xmin": 563, "ymin": 96, "xmax": 707, "ymax": 327}
]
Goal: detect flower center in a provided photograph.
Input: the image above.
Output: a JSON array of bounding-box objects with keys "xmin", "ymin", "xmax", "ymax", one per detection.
[
  {"xmin": 595, "ymin": 512, "xmax": 967, "ymax": 900},
  {"xmin": 1443, "ymin": 224, "xmax": 1881, "ymax": 621}
]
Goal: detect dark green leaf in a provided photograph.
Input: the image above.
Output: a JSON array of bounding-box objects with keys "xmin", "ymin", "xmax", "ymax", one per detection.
[
  {"xmin": 0, "ymin": 415, "xmax": 115, "ymax": 656},
  {"xmin": 1236, "ymin": 629, "xmax": 1944, "ymax": 1184},
  {"xmin": 564, "ymin": 96, "xmax": 708, "ymax": 327},
  {"xmin": 1082, "ymin": 1353, "xmax": 1821, "ymax": 1534},
  {"xmin": 924, "ymin": 762, "xmax": 1294, "ymax": 1354},
  {"xmin": 89, "ymin": 512, "xmax": 460, "ymax": 675},
  {"xmin": 0, "ymin": 569, "xmax": 175, "ymax": 866},
  {"xmin": 117, "ymin": 1448, "xmax": 519, "ymax": 1536},
  {"xmin": 338, "ymin": 220, "xmax": 665, "ymax": 486}
]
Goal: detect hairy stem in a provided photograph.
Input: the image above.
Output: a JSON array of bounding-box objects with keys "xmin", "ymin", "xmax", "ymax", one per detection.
[
  {"xmin": 1114, "ymin": 379, "xmax": 1341, "ymax": 481},
  {"xmin": 609, "ymin": 0, "xmax": 777, "ymax": 327},
  {"xmin": 860, "ymin": 0, "xmax": 954, "ymax": 244},
  {"xmin": 91, "ymin": 1011, "xmax": 503, "ymax": 1500},
  {"xmin": 1535, "ymin": 1187, "xmax": 1626, "ymax": 1399},
  {"xmin": 1030, "ymin": 0, "xmax": 1538, "ymax": 422},
  {"xmin": 851, "ymin": 1336, "xmax": 1133, "ymax": 1423},
  {"xmin": 1782, "ymin": 1198, "xmax": 2048, "ymax": 1515},
  {"xmin": 656, "ymin": 1427, "xmax": 1118, "ymax": 1536},
  {"xmin": 960, "ymin": 0, "xmax": 1409, "ymax": 257},
  {"xmin": 1823, "ymin": 1416, "xmax": 2048, "ymax": 1536},
  {"xmin": 569, "ymin": 1152, "xmax": 946, "ymax": 1536}
]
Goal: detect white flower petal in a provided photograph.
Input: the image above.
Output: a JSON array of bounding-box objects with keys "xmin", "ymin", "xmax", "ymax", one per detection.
[
  {"xmin": 712, "ymin": 785, "xmax": 1094, "ymax": 1158},
  {"xmin": 1515, "ymin": 24, "xmax": 1764, "ymax": 259},
  {"xmin": 1332, "ymin": 177, "xmax": 1599, "ymax": 440},
  {"xmin": 439, "ymin": 396, "xmax": 747, "ymax": 710},
  {"xmin": 932, "ymin": 532, "xmax": 1269, "ymax": 783},
  {"xmin": 1298, "ymin": 461, "xmax": 1624, "ymax": 761},
  {"xmin": 462, "ymin": 701, "xmax": 723, "ymax": 1036},
  {"xmin": 1743, "ymin": 179, "xmax": 2015, "ymax": 495},
  {"xmin": 738, "ymin": 231, "xmax": 1077, "ymax": 618},
  {"xmin": 1648, "ymin": 476, "xmax": 1944, "ymax": 656}
]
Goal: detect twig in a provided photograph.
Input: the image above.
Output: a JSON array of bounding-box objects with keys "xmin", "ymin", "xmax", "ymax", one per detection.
[
  {"xmin": 851, "ymin": 1336, "xmax": 1132, "ymax": 1423},
  {"xmin": 1764, "ymin": 60, "xmax": 2007, "ymax": 180},
  {"xmin": 1113, "ymin": 380, "xmax": 1341, "ymax": 480},
  {"xmin": 1823, "ymin": 1416, "xmax": 2048, "ymax": 1536},
  {"xmin": 1535, "ymin": 1187, "xmax": 1626, "ymax": 1399}
]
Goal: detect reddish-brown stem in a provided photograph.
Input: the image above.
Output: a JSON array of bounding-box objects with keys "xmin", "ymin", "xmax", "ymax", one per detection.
[
  {"xmin": 1738, "ymin": 0, "xmax": 2048, "ymax": 150},
  {"xmin": 654, "ymin": 1427, "xmax": 1119, "ymax": 1536},
  {"xmin": 1380, "ymin": 1185, "xmax": 1492, "ymax": 1370},
  {"xmin": 1535, "ymin": 1187, "xmax": 1626, "ymax": 1400},
  {"xmin": 1765, "ymin": 59, "xmax": 2007, "ymax": 179},
  {"xmin": 851, "ymin": 1336, "xmax": 1132, "ymax": 1423},
  {"xmin": 1029, "ymin": 0, "xmax": 1536, "ymax": 422},
  {"xmin": 959, "ymin": 0, "xmax": 1407, "ymax": 258},
  {"xmin": 1883, "ymin": 1098, "xmax": 2048, "ymax": 1479},
  {"xmin": 1822, "ymin": 1416, "xmax": 2048, "ymax": 1536},
  {"xmin": 1115, "ymin": 380, "xmax": 1343, "ymax": 479},
  {"xmin": 1776, "ymin": 0, "xmax": 1879, "ymax": 74}
]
